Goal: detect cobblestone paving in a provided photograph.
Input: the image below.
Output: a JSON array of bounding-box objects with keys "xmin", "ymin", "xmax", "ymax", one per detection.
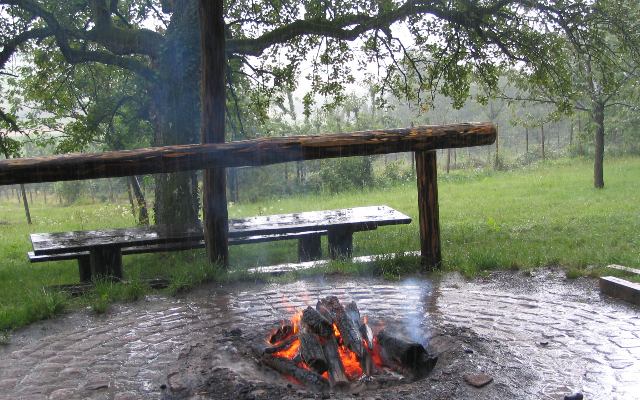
[{"xmin": 0, "ymin": 270, "xmax": 638, "ymax": 399}]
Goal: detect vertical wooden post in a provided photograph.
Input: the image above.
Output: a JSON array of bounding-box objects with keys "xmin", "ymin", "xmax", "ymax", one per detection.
[
  {"xmin": 199, "ymin": 0, "xmax": 229, "ymax": 266},
  {"xmin": 415, "ymin": 151, "xmax": 441, "ymax": 269}
]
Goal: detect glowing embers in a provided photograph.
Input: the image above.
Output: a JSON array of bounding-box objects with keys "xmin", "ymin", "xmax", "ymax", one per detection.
[{"xmin": 258, "ymin": 296, "xmax": 438, "ymax": 391}]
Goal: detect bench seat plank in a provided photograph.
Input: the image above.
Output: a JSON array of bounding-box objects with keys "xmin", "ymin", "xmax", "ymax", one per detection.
[
  {"xmin": 28, "ymin": 230, "xmax": 330, "ymax": 262},
  {"xmin": 30, "ymin": 206, "xmax": 409, "ymax": 256}
]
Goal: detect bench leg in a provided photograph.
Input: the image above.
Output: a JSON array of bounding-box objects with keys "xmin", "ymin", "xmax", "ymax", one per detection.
[
  {"xmin": 328, "ymin": 228, "xmax": 353, "ymax": 259},
  {"xmin": 415, "ymin": 150, "xmax": 441, "ymax": 269},
  {"xmin": 90, "ymin": 246, "xmax": 123, "ymax": 281},
  {"xmin": 298, "ymin": 235, "xmax": 322, "ymax": 262},
  {"xmin": 78, "ymin": 255, "xmax": 92, "ymax": 283}
]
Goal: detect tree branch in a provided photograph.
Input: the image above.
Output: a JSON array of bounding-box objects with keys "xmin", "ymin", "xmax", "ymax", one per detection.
[
  {"xmin": 0, "ymin": 27, "xmax": 51, "ymax": 70},
  {"xmin": 2, "ymin": 0, "xmax": 160, "ymax": 80}
]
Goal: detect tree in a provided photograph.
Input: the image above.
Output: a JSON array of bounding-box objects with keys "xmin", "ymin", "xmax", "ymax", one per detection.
[
  {"xmin": 510, "ymin": 0, "xmax": 640, "ymax": 188},
  {"xmin": 1, "ymin": 0, "xmax": 591, "ymax": 222}
]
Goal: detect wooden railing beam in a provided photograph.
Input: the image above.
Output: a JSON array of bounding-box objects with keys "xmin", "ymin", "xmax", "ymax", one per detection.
[{"xmin": 0, "ymin": 123, "xmax": 496, "ymax": 186}]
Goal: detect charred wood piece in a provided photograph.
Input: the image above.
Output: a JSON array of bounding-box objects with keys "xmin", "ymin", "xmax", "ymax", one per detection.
[
  {"xmin": 344, "ymin": 301, "xmax": 374, "ymax": 375},
  {"xmin": 270, "ymin": 323, "xmax": 295, "ymax": 344},
  {"xmin": 261, "ymin": 353, "xmax": 329, "ymax": 391},
  {"xmin": 321, "ymin": 336, "xmax": 349, "ymax": 389},
  {"xmin": 360, "ymin": 322, "xmax": 374, "ymax": 351},
  {"xmin": 253, "ymin": 334, "xmax": 299, "ymax": 355},
  {"xmin": 376, "ymin": 330, "xmax": 437, "ymax": 378},
  {"xmin": 299, "ymin": 332, "xmax": 328, "ymax": 374},
  {"xmin": 317, "ymin": 297, "xmax": 365, "ymax": 364},
  {"xmin": 301, "ymin": 306, "xmax": 333, "ymax": 337}
]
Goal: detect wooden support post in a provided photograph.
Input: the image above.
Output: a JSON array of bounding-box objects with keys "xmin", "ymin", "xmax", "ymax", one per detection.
[
  {"xmin": 199, "ymin": 0, "xmax": 229, "ymax": 266},
  {"xmin": 78, "ymin": 255, "xmax": 92, "ymax": 283},
  {"xmin": 298, "ymin": 235, "xmax": 322, "ymax": 262},
  {"xmin": 89, "ymin": 246, "xmax": 123, "ymax": 281},
  {"xmin": 328, "ymin": 228, "xmax": 353, "ymax": 259},
  {"xmin": 415, "ymin": 151, "xmax": 441, "ymax": 269}
]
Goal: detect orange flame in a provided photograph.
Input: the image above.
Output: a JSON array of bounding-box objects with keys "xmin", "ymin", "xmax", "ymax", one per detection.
[
  {"xmin": 332, "ymin": 323, "xmax": 341, "ymax": 343},
  {"xmin": 371, "ymin": 337, "xmax": 384, "ymax": 368},
  {"xmin": 291, "ymin": 311, "xmax": 302, "ymax": 334},
  {"xmin": 338, "ymin": 344, "xmax": 363, "ymax": 379},
  {"xmin": 271, "ymin": 310, "xmax": 368, "ymax": 381},
  {"xmin": 273, "ymin": 338, "xmax": 301, "ymax": 359}
]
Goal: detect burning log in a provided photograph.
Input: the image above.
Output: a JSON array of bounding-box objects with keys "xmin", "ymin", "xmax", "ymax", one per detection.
[
  {"xmin": 260, "ymin": 353, "xmax": 329, "ymax": 391},
  {"xmin": 321, "ymin": 336, "xmax": 350, "ymax": 389},
  {"xmin": 258, "ymin": 298, "xmax": 436, "ymax": 390},
  {"xmin": 299, "ymin": 332, "xmax": 328, "ymax": 374},
  {"xmin": 344, "ymin": 301, "xmax": 374, "ymax": 375},
  {"xmin": 360, "ymin": 321, "xmax": 374, "ymax": 351},
  {"xmin": 270, "ymin": 323, "xmax": 295, "ymax": 344},
  {"xmin": 317, "ymin": 297, "xmax": 372, "ymax": 375},
  {"xmin": 301, "ymin": 306, "xmax": 332, "ymax": 337},
  {"xmin": 317, "ymin": 297, "xmax": 364, "ymax": 356},
  {"xmin": 262, "ymin": 335, "xmax": 299, "ymax": 354},
  {"xmin": 251, "ymin": 334, "xmax": 300, "ymax": 360},
  {"xmin": 375, "ymin": 330, "xmax": 438, "ymax": 378}
]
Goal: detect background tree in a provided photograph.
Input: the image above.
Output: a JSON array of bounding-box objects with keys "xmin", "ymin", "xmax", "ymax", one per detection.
[{"xmin": 510, "ymin": 0, "xmax": 640, "ymax": 188}]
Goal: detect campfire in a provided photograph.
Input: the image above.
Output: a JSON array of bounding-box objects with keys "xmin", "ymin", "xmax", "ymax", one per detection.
[{"xmin": 253, "ymin": 296, "xmax": 437, "ymax": 391}]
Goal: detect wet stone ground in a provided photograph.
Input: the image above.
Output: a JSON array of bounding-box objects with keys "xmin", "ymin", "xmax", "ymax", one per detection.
[{"xmin": 0, "ymin": 268, "xmax": 639, "ymax": 400}]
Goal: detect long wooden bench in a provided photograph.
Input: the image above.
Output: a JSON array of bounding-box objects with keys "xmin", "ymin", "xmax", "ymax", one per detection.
[
  {"xmin": 28, "ymin": 205, "xmax": 411, "ymax": 282},
  {"xmin": 28, "ymin": 231, "xmax": 327, "ymax": 282}
]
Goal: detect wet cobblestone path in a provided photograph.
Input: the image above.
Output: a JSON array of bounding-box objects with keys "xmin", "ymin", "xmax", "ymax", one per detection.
[{"xmin": 0, "ymin": 269, "xmax": 638, "ymax": 399}]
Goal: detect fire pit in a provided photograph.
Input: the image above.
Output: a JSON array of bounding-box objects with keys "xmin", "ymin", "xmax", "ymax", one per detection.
[{"xmin": 253, "ymin": 296, "xmax": 437, "ymax": 391}]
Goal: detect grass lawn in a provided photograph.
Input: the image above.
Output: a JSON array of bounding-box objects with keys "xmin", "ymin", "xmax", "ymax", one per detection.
[{"xmin": 1, "ymin": 156, "xmax": 639, "ymax": 332}]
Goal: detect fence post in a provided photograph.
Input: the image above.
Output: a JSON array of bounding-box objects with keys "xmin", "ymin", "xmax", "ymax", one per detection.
[{"xmin": 415, "ymin": 151, "xmax": 441, "ymax": 269}]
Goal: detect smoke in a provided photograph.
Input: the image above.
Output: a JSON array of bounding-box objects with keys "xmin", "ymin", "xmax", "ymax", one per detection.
[{"xmin": 400, "ymin": 278, "xmax": 433, "ymax": 346}]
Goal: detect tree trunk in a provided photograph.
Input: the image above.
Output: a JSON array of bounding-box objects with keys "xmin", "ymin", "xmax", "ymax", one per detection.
[
  {"xmin": 150, "ymin": 0, "xmax": 201, "ymax": 226},
  {"xmin": 593, "ymin": 101, "xmax": 605, "ymax": 188},
  {"xmin": 20, "ymin": 184, "xmax": 32, "ymax": 225},
  {"xmin": 107, "ymin": 179, "xmax": 114, "ymax": 202},
  {"xmin": 126, "ymin": 180, "xmax": 137, "ymax": 218},
  {"xmin": 129, "ymin": 176, "xmax": 150, "ymax": 225},
  {"xmin": 540, "ymin": 124, "xmax": 545, "ymax": 160},
  {"xmin": 199, "ymin": 0, "xmax": 229, "ymax": 266},
  {"xmin": 228, "ymin": 168, "xmax": 239, "ymax": 203},
  {"xmin": 494, "ymin": 125, "xmax": 499, "ymax": 168},
  {"xmin": 525, "ymin": 127, "xmax": 529, "ymax": 153},
  {"xmin": 445, "ymin": 149, "xmax": 451, "ymax": 174},
  {"xmin": 569, "ymin": 122, "xmax": 573, "ymax": 146}
]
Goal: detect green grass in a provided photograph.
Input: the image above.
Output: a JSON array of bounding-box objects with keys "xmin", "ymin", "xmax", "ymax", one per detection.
[{"xmin": 1, "ymin": 156, "xmax": 639, "ymax": 332}]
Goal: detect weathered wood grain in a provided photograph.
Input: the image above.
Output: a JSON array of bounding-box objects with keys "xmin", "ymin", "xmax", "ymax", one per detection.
[
  {"xmin": 30, "ymin": 206, "xmax": 410, "ymax": 255},
  {"xmin": 415, "ymin": 151, "xmax": 441, "ymax": 268},
  {"xmin": 0, "ymin": 123, "xmax": 496, "ymax": 185}
]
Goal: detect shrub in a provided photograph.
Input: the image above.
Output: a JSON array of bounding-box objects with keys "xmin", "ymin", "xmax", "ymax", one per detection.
[
  {"xmin": 315, "ymin": 157, "xmax": 374, "ymax": 193},
  {"xmin": 376, "ymin": 160, "xmax": 414, "ymax": 187},
  {"xmin": 54, "ymin": 181, "xmax": 84, "ymax": 205}
]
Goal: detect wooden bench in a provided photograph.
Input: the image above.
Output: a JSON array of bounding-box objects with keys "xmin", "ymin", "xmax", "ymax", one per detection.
[{"xmin": 28, "ymin": 205, "xmax": 411, "ymax": 282}]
